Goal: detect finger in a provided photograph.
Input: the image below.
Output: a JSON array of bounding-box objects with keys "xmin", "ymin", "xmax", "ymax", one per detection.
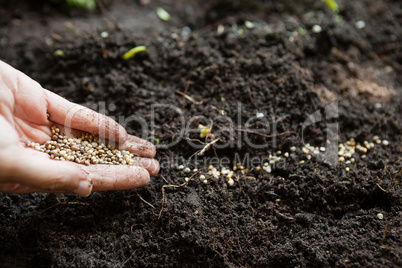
[
  {"xmin": 45, "ymin": 91, "xmax": 156, "ymax": 156},
  {"xmin": 0, "ymin": 182, "xmax": 83, "ymax": 194},
  {"xmin": 123, "ymin": 134, "xmax": 156, "ymax": 158},
  {"xmin": 81, "ymin": 165, "xmax": 150, "ymax": 192},
  {"xmin": 131, "ymin": 157, "xmax": 160, "ymax": 176},
  {"xmin": 2, "ymin": 150, "xmax": 93, "ymax": 197},
  {"xmin": 44, "ymin": 90, "xmax": 127, "ymax": 143},
  {"xmin": 0, "ymin": 183, "xmax": 42, "ymax": 194}
]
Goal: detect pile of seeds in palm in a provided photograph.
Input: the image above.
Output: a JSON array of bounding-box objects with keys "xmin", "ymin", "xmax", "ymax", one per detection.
[{"xmin": 27, "ymin": 126, "xmax": 135, "ymax": 165}]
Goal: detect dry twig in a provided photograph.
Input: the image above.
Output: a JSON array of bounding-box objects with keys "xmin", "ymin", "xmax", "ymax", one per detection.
[
  {"xmin": 175, "ymin": 90, "xmax": 202, "ymax": 104},
  {"xmin": 198, "ymin": 138, "xmax": 221, "ymax": 156},
  {"xmin": 95, "ymin": 0, "xmax": 123, "ymax": 31}
]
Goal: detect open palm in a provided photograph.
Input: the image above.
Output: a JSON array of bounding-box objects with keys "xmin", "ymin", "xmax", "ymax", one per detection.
[{"xmin": 0, "ymin": 60, "xmax": 159, "ymax": 196}]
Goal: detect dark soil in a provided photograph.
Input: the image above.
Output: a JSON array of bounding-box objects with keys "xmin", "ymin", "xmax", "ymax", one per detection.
[{"xmin": 0, "ymin": 0, "xmax": 401, "ymax": 267}]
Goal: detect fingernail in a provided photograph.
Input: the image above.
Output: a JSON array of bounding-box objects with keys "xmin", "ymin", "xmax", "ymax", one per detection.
[{"xmin": 74, "ymin": 179, "xmax": 93, "ymax": 197}]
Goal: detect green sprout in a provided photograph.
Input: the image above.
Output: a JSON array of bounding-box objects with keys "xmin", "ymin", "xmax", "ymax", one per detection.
[
  {"xmin": 156, "ymin": 7, "xmax": 170, "ymax": 22},
  {"xmin": 154, "ymin": 138, "xmax": 160, "ymax": 144},
  {"xmin": 335, "ymin": 15, "xmax": 343, "ymax": 22},
  {"xmin": 121, "ymin": 46, "xmax": 147, "ymax": 60},
  {"xmin": 321, "ymin": 0, "xmax": 339, "ymax": 13},
  {"xmin": 65, "ymin": 0, "xmax": 96, "ymax": 10},
  {"xmin": 298, "ymin": 26, "xmax": 306, "ymax": 35},
  {"xmin": 54, "ymin": 49, "xmax": 65, "ymax": 57}
]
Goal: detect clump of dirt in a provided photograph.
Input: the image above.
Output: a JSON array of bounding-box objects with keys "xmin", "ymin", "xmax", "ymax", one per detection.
[{"xmin": 0, "ymin": 0, "xmax": 401, "ymax": 267}]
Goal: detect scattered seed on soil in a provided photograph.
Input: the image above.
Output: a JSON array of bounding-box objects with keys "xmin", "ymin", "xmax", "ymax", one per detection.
[
  {"xmin": 312, "ymin": 24, "xmax": 322, "ymax": 33},
  {"xmin": 355, "ymin": 20, "xmax": 366, "ymax": 29}
]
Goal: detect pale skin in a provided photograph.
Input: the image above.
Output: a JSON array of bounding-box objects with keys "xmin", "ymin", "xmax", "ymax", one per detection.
[{"xmin": 0, "ymin": 60, "xmax": 159, "ymax": 197}]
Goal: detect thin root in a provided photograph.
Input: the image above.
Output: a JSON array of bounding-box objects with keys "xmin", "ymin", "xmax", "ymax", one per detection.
[{"xmin": 137, "ymin": 193, "xmax": 155, "ymax": 209}]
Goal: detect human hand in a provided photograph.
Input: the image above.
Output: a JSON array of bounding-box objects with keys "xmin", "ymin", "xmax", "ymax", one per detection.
[{"xmin": 0, "ymin": 60, "xmax": 159, "ymax": 197}]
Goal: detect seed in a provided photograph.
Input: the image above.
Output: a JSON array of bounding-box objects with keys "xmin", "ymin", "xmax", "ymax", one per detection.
[
  {"xmin": 221, "ymin": 168, "xmax": 229, "ymax": 175},
  {"xmin": 38, "ymin": 125, "xmax": 141, "ymax": 166},
  {"xmin": 377, "ymin": 213, "xmax": 383, "ymax": 220},
  {"xmin": 312, "ymin": 24, "xmax": 322, "ymax": 33},
  {"xmin": 382, "ymin": 140, "xmax": 389, "ymax": 146},
  {"xmin": 177, "ymin": 165, "xmax": 184, "ymax": 170},
  {"xmin": 263, "ymin": 165, "xmax": 272, "ymax": 173},
  {"xmin": 290, "ymin": 146, "xmax": 296, "ymax": 152}
]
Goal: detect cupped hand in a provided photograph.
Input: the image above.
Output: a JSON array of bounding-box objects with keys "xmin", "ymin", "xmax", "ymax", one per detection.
[{"xmin": 0, "ymin": 60, "xmax": 159, "ymax": 197}]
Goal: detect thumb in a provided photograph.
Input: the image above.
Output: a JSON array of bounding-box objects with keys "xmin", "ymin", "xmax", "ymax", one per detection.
[{"xmin": 1, "ymin": 151, "xmax": 93, "ymax": 197}]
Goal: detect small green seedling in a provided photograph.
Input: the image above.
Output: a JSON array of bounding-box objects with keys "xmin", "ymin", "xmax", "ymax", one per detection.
[
  {"xmin": 121, "ymin": 46, "xmax": 147, "ymax": 60},
  {"xmin": 321, "ymin": 0, "xmax": 339, "ymax": 13},
  {"xmin": 154, "ymin": 138, "xmax": 160, "ymax": 144},
  {"xmin": 198, "ymin": 124, "xmax": 213, "ymax": 138},
  {"xmin": 156, "ymin": 7, "xmax": 170, "ymax": 21},
  {"xmin": 65, "ymin": 0, "xmax": 96, "ymax": 10},
  {"xmin": 298, "ymin": 26, "xmax": 306, "ymax": 35},
  {"xmin": 54, "ymin": 49, "xmax": 65, "ymax": 57}
]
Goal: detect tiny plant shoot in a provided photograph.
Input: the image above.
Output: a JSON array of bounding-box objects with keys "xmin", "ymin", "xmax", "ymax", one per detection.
[
  {"xmin": 156, "ymin": 7, "xmax": 171, "ymax": 21},
  {"xmin": 321, "ymin": 0, "xmax": 339, "ymax": 13},
  {"xmin": 65, "ymin": 0, "xmax": 96, "ymax": 10},
  {"xmin": 121, "ymin": 46, "xmax": 147, "ymax": 60}
]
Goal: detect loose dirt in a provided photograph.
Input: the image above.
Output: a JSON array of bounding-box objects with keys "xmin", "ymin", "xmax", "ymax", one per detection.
[{"xmin": 0, "ymin": 0, "xmax": 400, "ymax": 267}]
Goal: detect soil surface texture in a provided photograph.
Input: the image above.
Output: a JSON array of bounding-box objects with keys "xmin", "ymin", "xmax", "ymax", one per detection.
[{"xmin": 0, "ymin": 0, "xmax": 401, "ymax": 267}]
